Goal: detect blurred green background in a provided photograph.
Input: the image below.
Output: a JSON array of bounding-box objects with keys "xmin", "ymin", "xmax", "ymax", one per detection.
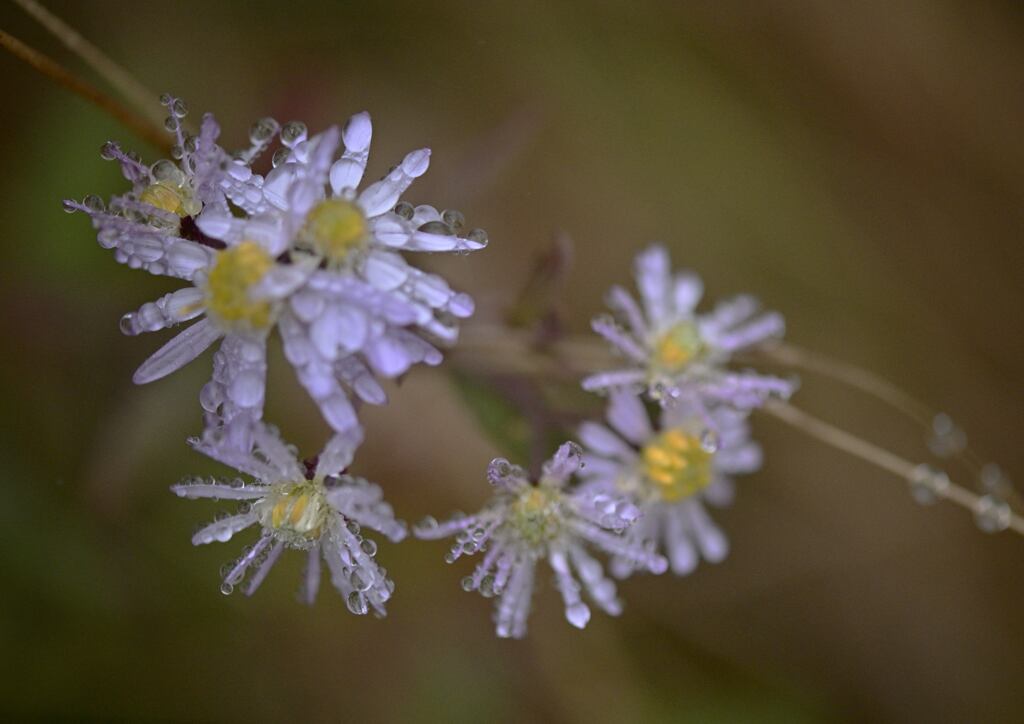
[{"xmin": 2, "ymin": 1, "xmax": 1023, "ymax": 721}]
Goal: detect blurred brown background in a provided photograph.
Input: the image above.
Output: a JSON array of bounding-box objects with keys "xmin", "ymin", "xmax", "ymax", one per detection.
[{"xmin": 2, "ymin": 1, "xmax": 1023, "ymax": 721}]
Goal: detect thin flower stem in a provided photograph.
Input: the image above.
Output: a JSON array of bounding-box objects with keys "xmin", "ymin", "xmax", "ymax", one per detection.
[
  {"xmin": 11, "ymin": 0, "xmax": 164, "ymax": 128},
  {"xmin": 0, "ymin": 28, "xmax": 168, "ymax": 151},
  {"xmin": 760, "ymin": 342, "xmax": 933, "ymax": 424},
  {"xmin": 455, "ymin": 324, "xmax": 613, "ymax": 378},
  {"xmin": 456, "ymin": 324, "xmax": 1023, "ymax": 533},
  {"xmin": 757, "ymin": 341, "xmax": 987, "ymax": 474},
  {"xmin": 760, "ymin": 399, "xmax": 1024, "ymax": 536}
]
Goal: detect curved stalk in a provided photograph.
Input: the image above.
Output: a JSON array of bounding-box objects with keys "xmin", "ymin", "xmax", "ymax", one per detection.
[{"xmin": 0, "ymin": 28, "xmax": 168, "ymax": 150}]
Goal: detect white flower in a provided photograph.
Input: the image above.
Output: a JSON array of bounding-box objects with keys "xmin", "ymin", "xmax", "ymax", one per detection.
[
  {"xmin": 583, "ymin": 244, "xmax": 795, "ymax": 410},
  {"xmin": 181, "ymin": 112, "xmax": 485, "ymax": 438},
  {"xmin": 578, "ymin": 389, "xmax": 762, "ymax": 576},
  {"xmin": 67, "ymin": 100, "xmax": 479, "ymax": 447},
  {"xmin": 172, "ymin": 425, "xmax": 406, "ymax": 614},
  {"xmin": 415, "ymin": 443, "xmax": 667, "ymax": 638}
]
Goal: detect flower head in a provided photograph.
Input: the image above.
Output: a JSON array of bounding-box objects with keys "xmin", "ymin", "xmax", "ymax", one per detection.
[
  {"xmin": 66, "ymin": 98, "xmax": 486, "ymax": 448},
  {"xmin": 578, "ymin": 390, "xmax": 762, "ymax": 576},
  {"xmin": 583, "ymin": 244, "xmax": 795, "ymax": 410},
  {"xmin": 415, "ymin": 442, "xmax": 667, "ymax": 638},
  {"xmin": 171, "ymin": 424, "xmax": 406, "ymax": 615},
  {"xmin": 203, "ymin": 113, "xmax": 485, "ymax": 432}
]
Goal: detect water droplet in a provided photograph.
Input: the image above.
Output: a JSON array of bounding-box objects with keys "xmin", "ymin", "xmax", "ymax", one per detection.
[
  {"xmin": 349, "ymin": 571, "xmax": 372, "ymax": 592},
  {"xmin": 249, "ymin": 117, "xmax": 279, "ymax": 144},
  {"xmin": 394, "ymin": 201, "xmax": 414, "ymax": 219},
  {"xmin": 360, "ymin": 539, "xmax": 377, "ymax": 557},
  {"xmin": 271, "ymin": 147, "xmax": 289, "ymax": 167},
  {"xmin": 460, "ymin": 576, "xmax": 475, "ymax": 592},
  {"xmin": 479, "ymin": 575, "xmax": 496, "ymax": 598},
  {"xmin": 83, "ymin": 194, "xmax": 105, "ymax": 212},
  {"xmin": 700, "ymin": 429, "xmax": 720, "ymax": 453},
  {"xmin": 566, "ymin": 602, "xmax": 591, "ymax": 629},
  {"xmin": 441, "ymin": 209, "xmax": 465, "ymax": 231},
  {"xmin": 975, "ymin": 495, "xmax": 1011, "ymax": 533},
  {"xmin": 417, "ymin": 220, "xmax": 454, "ymax": 236},
  {"xmin": 164, "ymin": 115, "xmax": 178, "ymax": 131},
  {"xmin": 346, "ymin": 520, "xmax": 361, "ymax": 535},
  {"xmin": 119, "ymin": 313, "xmax": 136, "ymax": 336},
  {"xmin": 346, "ymin": 591, "xmax": 368, "ymax": 615},
  {"xmin": 928, "ymin": 412, "xmax": 966, "ymax": 458},
  {"xmin": 159, "ymin": 92, "xmax": 173, "ymax": 106},
  {"xmin": 220, "ymin": 582, "xmax": 234, "ymax": 595},
  {"xmin": 151, "ymin": 158, "xmax": 182, "ymax": 184},
  {"xmin": 99, "ymin": 141, "xmax": 118, "ymax": 160},
  {"xmin": 172, "ymin": 99, "xmax": 188, "ymax": 118},
  {"xmin": 280, "ymin": 121, "xmax": 308, "ymax": 147},
  {"xmin": 61, "ymin": 199, "xmax": 78, "ymax": 214},
  {"xmin": 908, "ymin": 464, "xmax": 950, "ymax": 505},
  {"xmin": 417, "ymin": 515, "xmax": 438, "ymax": 530},
  {"xmin": 980, "ymin": 463, "xmax": 1008, "ymax": 494}
]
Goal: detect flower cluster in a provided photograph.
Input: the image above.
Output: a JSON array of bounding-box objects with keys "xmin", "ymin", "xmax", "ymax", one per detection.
[
  {"xmin": 415, "ymin": 245, "xmax": 789, "ymax": 636},
  {"xmin": 68, "ymin": 96, "xmax": 791, "ymax": 635},
  {"xmin": 67, "ymin": 95, "xmax": 485, "ymax": 614}
]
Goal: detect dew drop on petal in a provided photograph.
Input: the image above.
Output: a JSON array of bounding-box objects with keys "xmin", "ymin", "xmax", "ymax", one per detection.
[
  {"xmin": 346, "ymin": 591, "xmax": 368, "ymax": 615},
  {"xmin": 566, "ymin": 602, "xmax": 591, "ymax": 629},
  {"xmin": 119, "ymin": 313, "xmax": 136, "ymax": 336},
  {"xmin": 700, "ymin": 429, "xmax": 721, "ymax": 453},
  {"xmin": 417, "ymin": 220, "xmax": 454, "ymax": 236}
]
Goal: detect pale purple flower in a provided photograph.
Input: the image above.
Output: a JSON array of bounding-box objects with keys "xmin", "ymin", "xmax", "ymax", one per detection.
[
  {"xmin": 583, "ymin": 244, "xmax": 795, "ymax": 410},
  {"xmin": 415, "ymin": 442, "xmax": 667, "ymax": 638},
  {"xmin": 184, "ymin": 112, "xmax": 486, "ymax": 436},
  {"xmin": 172, "ymin": 424, "xmax": 405, "ymax": 614},
  {"xmin": 578, "ymin": 390, "xmax": 762, "ymax": 576},
  {"xmin": 66, "ymin": 98, "xmax": 460, "ymax": 447}
]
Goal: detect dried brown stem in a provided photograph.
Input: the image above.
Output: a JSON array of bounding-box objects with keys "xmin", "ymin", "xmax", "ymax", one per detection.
[
  {"xmin": 0, "ymin": 27, "xmax": 168, "ymax": 151},
  {"xmin": 11, "ymin": 0, "xmax": 164, "ymax": 128}
]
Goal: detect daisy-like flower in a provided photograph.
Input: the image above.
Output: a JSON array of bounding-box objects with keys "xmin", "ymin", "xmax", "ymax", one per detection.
[
  {"xmin": 583, "ymin": 244, "xmax": 795, "ymax": 411},
  {"xmin": 414, "ymin": 442, "xmax": 667, "ymax": 639},
  {"xmin": 67, "ymin": 98, "xmax": 467, "ymax": 447},
  {"xmin": 172, "ymin": 424, "xmax": 406, "ymax": 615},
  {"xmin": 194, "ymin": 113, "xmax": 486, "ymax": 434},
  {"xmin": 578, "ymin": 389, "xmax": 762, "ymax": 576}
]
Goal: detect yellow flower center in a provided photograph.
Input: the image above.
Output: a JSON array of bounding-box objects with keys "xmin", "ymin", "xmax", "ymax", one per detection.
[
  {"xmin": 509, "ymin": 486, "xmax": 563, "ymax": 547},
  {"xmin": 139, "ymin": 181, "xmax": 187, "ymax": 215},
  {"xmin": 204, "ymin": 241, "xmax": 274, "ymax": 331},
  {"xmin": 651, "ymin": 321, "xmax": 705, "ymax": 374},
  {"xmin": 138, "ymin": 159, "xmax": 201, "ymax": 217},
  {"xmin": 639, "ymin": 428, "xmax": 712, "ymax": 502},
  {"xmin": 303, "ymin": 198, "xmax": 368, "ymax": 262},
  {"xmin": 254, "ymin": 480, "xmax": 329, "ymax": 546}
]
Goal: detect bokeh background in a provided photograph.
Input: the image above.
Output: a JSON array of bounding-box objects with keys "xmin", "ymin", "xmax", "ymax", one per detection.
[{"xmin": 2, "ymin": 1, "xmax": 1023, "ymax": 721}]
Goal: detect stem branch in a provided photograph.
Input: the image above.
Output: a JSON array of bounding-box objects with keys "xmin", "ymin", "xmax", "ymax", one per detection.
[
  {"xmin": 11, "ymin": 0, "xmax": 163, "ymax": 127},
  {"xmin": 0, "ymin": 28, "xmax": 168, "ymax": 151},
  {"xmin": 761, "ymin": 399, "xmax": 1024, "ymax": 536}
]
